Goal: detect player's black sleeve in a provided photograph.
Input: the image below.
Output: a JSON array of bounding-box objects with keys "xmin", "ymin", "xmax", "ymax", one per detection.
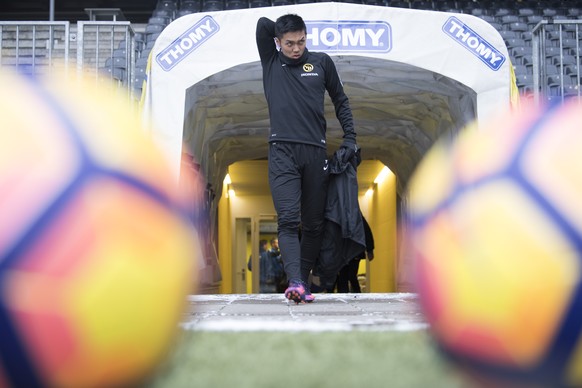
[
  {"xmin": 256, "ymin": 17, "xmax": 277, "ymax": 66},
  {"xmin": 323, "ymin": 54, "xmax": 356, "ymax": 144}
]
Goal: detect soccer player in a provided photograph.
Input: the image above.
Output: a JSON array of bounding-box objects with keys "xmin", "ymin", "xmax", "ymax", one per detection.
[{"xmin": 256, "ymin": 14, "xmax": 358, "ymax": 304}]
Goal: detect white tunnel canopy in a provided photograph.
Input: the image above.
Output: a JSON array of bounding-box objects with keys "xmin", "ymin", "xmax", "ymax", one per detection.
[{"xmin": 141, "ymin": 2, "xmax": 512, "ymax": 198}]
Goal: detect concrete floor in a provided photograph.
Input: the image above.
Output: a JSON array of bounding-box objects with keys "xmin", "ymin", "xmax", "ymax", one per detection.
[{"xmin": 181, "ymin": 293, "xmax": 428, "ymax": 332}]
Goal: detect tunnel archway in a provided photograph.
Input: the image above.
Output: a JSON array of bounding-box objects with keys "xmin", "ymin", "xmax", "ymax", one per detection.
[{"xmin": 141, "ymin": 3, "xmax": 515, "ymax": 289}]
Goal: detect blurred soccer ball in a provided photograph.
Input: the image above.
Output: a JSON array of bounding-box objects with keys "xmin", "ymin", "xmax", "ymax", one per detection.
[
  {"xmin": 408, "ymin": 99, "xmax": 582, "ymax": 387},
  {"xmin": 0, "ymin": 69, "xmax": 198, "ymax": 388}
]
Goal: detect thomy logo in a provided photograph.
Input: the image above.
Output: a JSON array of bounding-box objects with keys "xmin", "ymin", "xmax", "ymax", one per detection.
[
  {"xmin": 306, "ymin": 21, "xmax": 391, "ymax": 53},
  {"xmin": 157, "ymin": 15, "xmax": 219, "ymax": 71},
  {"xmin": 442, "ymin": 16, "xmax": 505, "ymax": 71}
]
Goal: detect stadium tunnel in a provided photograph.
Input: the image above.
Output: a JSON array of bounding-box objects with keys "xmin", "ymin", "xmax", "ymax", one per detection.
[{"xmin": 141, "ymin": 3, "xmax": 514, "ymax": 293}]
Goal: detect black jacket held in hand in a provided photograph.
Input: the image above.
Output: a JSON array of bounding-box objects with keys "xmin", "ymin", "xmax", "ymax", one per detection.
[
  {"xmin": 313, "ymin": 147, "xmax": 365, "ymax": 288},
  {"xmin": 255, "ymin": 17, "xmax": 356, "ymax": 149}
]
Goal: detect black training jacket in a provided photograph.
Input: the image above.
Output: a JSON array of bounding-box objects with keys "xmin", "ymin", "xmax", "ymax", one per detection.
[
  {"xmin": 255, "ymin": 17, "xmax": 356, "ymax": 149},
  {"xmin": 313, "ymin": 147, "xmax": 366, "ymax": 289}
]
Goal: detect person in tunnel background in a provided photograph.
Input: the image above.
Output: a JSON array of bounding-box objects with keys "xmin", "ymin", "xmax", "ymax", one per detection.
[
  {"xmin": 256, "ymin": 13, "xmax": 358, "ymax": 304},
  {"xmin": 247, "ymin": 239, "xmax": 277, "ymax": 293}
]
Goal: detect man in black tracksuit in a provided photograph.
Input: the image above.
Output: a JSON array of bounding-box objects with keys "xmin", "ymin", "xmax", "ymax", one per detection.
[{"xmin": 256, "ymin": 14, "xmax": 358, "ymax": 304}]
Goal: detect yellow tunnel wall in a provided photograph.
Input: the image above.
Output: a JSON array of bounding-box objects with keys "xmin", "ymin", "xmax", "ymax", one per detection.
[
  {"xmin": 359, "ymin": 163, "xmax": 398, "ymax": 293},
  {"xmin": 217, "ymin": 161, "xmax": 398, "ymax": 294}
]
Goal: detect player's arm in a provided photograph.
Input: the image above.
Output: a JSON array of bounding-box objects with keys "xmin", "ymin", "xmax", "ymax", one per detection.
[
  {"xmin": 256, "ymin": 17, "xmax": 277, "ymax": 65},
  {"xmin": 324, "ymin": 55, "xmax": 357, "ymax": 150}
]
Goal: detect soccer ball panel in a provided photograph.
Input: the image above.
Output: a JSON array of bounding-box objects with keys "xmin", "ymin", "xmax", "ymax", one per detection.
[
  {"xmin": 410, "ymin": 100, "xmax": 582, "ymax": 386},
  {"xmin": 0, "ymin": 69, "xmax": 200, "ymax": 387},
  {"xmin": 521, "ymin": 103, "xmax": 582, "ymax": 238}
]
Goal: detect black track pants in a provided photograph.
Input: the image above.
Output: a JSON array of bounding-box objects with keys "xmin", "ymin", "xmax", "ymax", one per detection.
[{"xmin": 268, "ymin": 142, "xmax": 329, "ymax": 284}]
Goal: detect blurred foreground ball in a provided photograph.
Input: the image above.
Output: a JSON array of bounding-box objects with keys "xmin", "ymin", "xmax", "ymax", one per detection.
[
  {"xmin": 408, "ymin": 99, "xmax": 582, "ymax": 388},
  {"xmin": 0, "ymin": 69, "xmax": 198, "ymax": 388}
]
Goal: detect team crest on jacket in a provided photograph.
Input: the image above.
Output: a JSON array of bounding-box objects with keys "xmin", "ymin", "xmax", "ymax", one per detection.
[{"xmin": 301, "ymin": 63, "xmax": 319, "ymax": 77}]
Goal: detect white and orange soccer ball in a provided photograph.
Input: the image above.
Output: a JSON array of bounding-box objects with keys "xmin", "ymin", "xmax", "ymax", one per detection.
[
  {"xmin": 408, "ymin": 98, "xmax": 582, "ymax": 387},
  {"xmin": 0, "ymin": 68, "xmax": 199, "ymax": 388}
]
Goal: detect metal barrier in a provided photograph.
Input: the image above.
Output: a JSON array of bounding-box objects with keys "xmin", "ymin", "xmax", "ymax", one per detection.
[
  {"xmin": 76, "ymin": 21, "xmax": 136, "ymax": 100},
  {"xmin": 0, "ymin": 21, "xmax": 70, "ymax": 73},
  {"xmin": 532, "ymin": 20, "xmax": 582, "ymax": 104}
]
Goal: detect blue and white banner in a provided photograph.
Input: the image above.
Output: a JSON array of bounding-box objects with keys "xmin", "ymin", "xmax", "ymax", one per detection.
[
  {"xmin": 306, "ymin": 21, "xmax": 391, "ymax": 53},
  {"xmin": 443, "ymin": 16, "xmax": 505, "ymax": 71}
]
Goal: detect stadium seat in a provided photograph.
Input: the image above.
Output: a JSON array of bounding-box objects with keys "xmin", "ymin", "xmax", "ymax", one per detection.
[
  {"xmin": 513, "ymin": 64, "xmax": 529, "ymax": 76},
  {"xmin": 521, "ymin": 55, "xmax": 534, "ymax": 71},
  {"xmin": 547, "ymin": 30, "xmax": 565, "ymax": 43},
  {"xmin": 558, "ymin": 43, "xmax": 578, "ymax": 56},
  {"xmin": 433, "ymin": 1, "xmax": 456, "ymax": 12},
  {"xmin": 410, "ymin": 1, "xmax": 432, "ymax": 10},
  {"xmin": 547, "ymin": 74, "xmax": 577, "ymax": 97},
  {"xmin": 457, "ymin": 0, "xmax": 475, "ymax": 13},
  {"xmin": 388, "ymin": 1, "xmax": 409, "ymax": 8},
  {"xmin": 553, "ymin": 55, "xmax": 578, "ymax": 67},
  {"xmin": 118, "ymin": 55, "xmax": 130, "ymax": 69},
  {"xmin": 500, "ymin": 15, "xmax": 519, "ymax": 25},
  {"xmin": 135, "ymin": 66, "xmax": 146, "ymax": 78},
  {"xmin": 526, "ymin": 15, "xmax": 543, "ymax": 25},
  {"xmin": 156, "ymin": 0, "xmax": 178, "ymax": 10},
  {"xmin": 177, "ymin": 9, "xmax": 195, "ymax": 17},
  {"xmin": 545, "ymin": 46, "xmax": 563, "ymax": 64},
  {"xmin": 499, "ymin": 30, "xmax": 519, "ymax": 41},
  {"xmin": 272, "ymin": 0, "xmax": 294, "ymax": 5},
  {"xmin": 545, "ymin": 63, "xmax": 560, "ymax": 75},
  {"xmin": 249, "ymin": 0, "xmax": 271, "ymax": 7},
  {"xmin": 140, "ymin": 48, "xmax": 152, "ymax": 60},
  {"xmin": 99, "ymin": 66, "xmax": 125, "ymax": 82},
  {"xmin": 511, "ymin": 46, "xmax": 533, "ymax": 64},
  {"xmin": 362, "ymin": 0, "xmax": 387, "ymax": 5},
  {"xmin": 203, "ymin": 0, "xmax": 225, "ymax": 11},
  {"xmin": 225, "ymin": 0, "xmax": 249, "ymax": 9},
  {"xmin": 146, "ymin": 32, "xmax": 161, "ymax": 44},
  {"xmin": 479, "ymin": 15, "xmax": 496, "ymax": 23},
  {"xmin": 135, "ymin": 32, "xmax": 145, "ymax": 51},
  {"xmin": 108, "ymin": 56, "xmax": 126, "ymax": 69},
  {"xmin": 542, "ymin": 8, "xmax": 558, "ymax": 17},
  {"xmin": 470, "ymin": 8, "xmax": 485, "ymax": 17},
  {"xmin": 136, "ymin": 56, "xmax": 149, "ymax": 69},
  {"xmin": 562, "ymin": 24, "xmax": 579, "ymax": 39},
  {"xmin": 566, "ymin": 65, "xmax": 581, "ymax": 78},
  {"xmin": 495, "ymin": 8, "xmax": 512, "ymax": 17},
  {"xmin": 505, "ymin": 37, "xmax": 526, "ymax": 48},
  {"xmin": 148, "ymin": 16, "xmax": 169, "ymax": 26},
  {"xmin": 112, "ymin": 48, "xmax": 126, "ymax": 58},
  {"xmin": 516, "ymin": 73, "xmax": 534, "ymax": 88},
  {"xmin": 145, "ymin": 23, "xmax": 165, "ymax": 34},
  {"xmin": 180, "ymin": 0, "xmax": 202, "ymax": 11},
  {"xmin": 517, "ymin": 7, "xmax": 535, "ymax": 21},
  {"xmin": 153, "ymin": 9, "xmax": 174, "ymax": 18},
  {"xmin": 133, "ymin": 78, "xmax": 144, "ymax": 93},
  {"xmin": 488, "ymin": 21, "xmax": 503, "ymax": 30},
  {"xmin": 521, "ymin": 31, "xmax": 532, "ymax": 43},
  {"xmin": 567, "ymin": 8, "xmax": 581, "ymax": 17},
  {"xmin": 507, "ymin": 22, "xmax": 528, "ymax": 32},
  {"xmin": 157, "ymin": 0, "xmax": 178, "ymax": 12},
  {"xmin": 547, "ymin": 74, "xmax": 573, "ymax": 86}
]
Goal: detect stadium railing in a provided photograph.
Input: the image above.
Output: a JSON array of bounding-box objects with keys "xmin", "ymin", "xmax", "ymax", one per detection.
[
  {"xmin": 0, "ymin": 21, "xmax": 70, "ymax": 74},
  {"xmin": 76, "ymin": 21, "xmax": 137, "ymax": 101},
  {"xmin": 532, "ymin": 19, "xmax": 582, "ymax": 104}
]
